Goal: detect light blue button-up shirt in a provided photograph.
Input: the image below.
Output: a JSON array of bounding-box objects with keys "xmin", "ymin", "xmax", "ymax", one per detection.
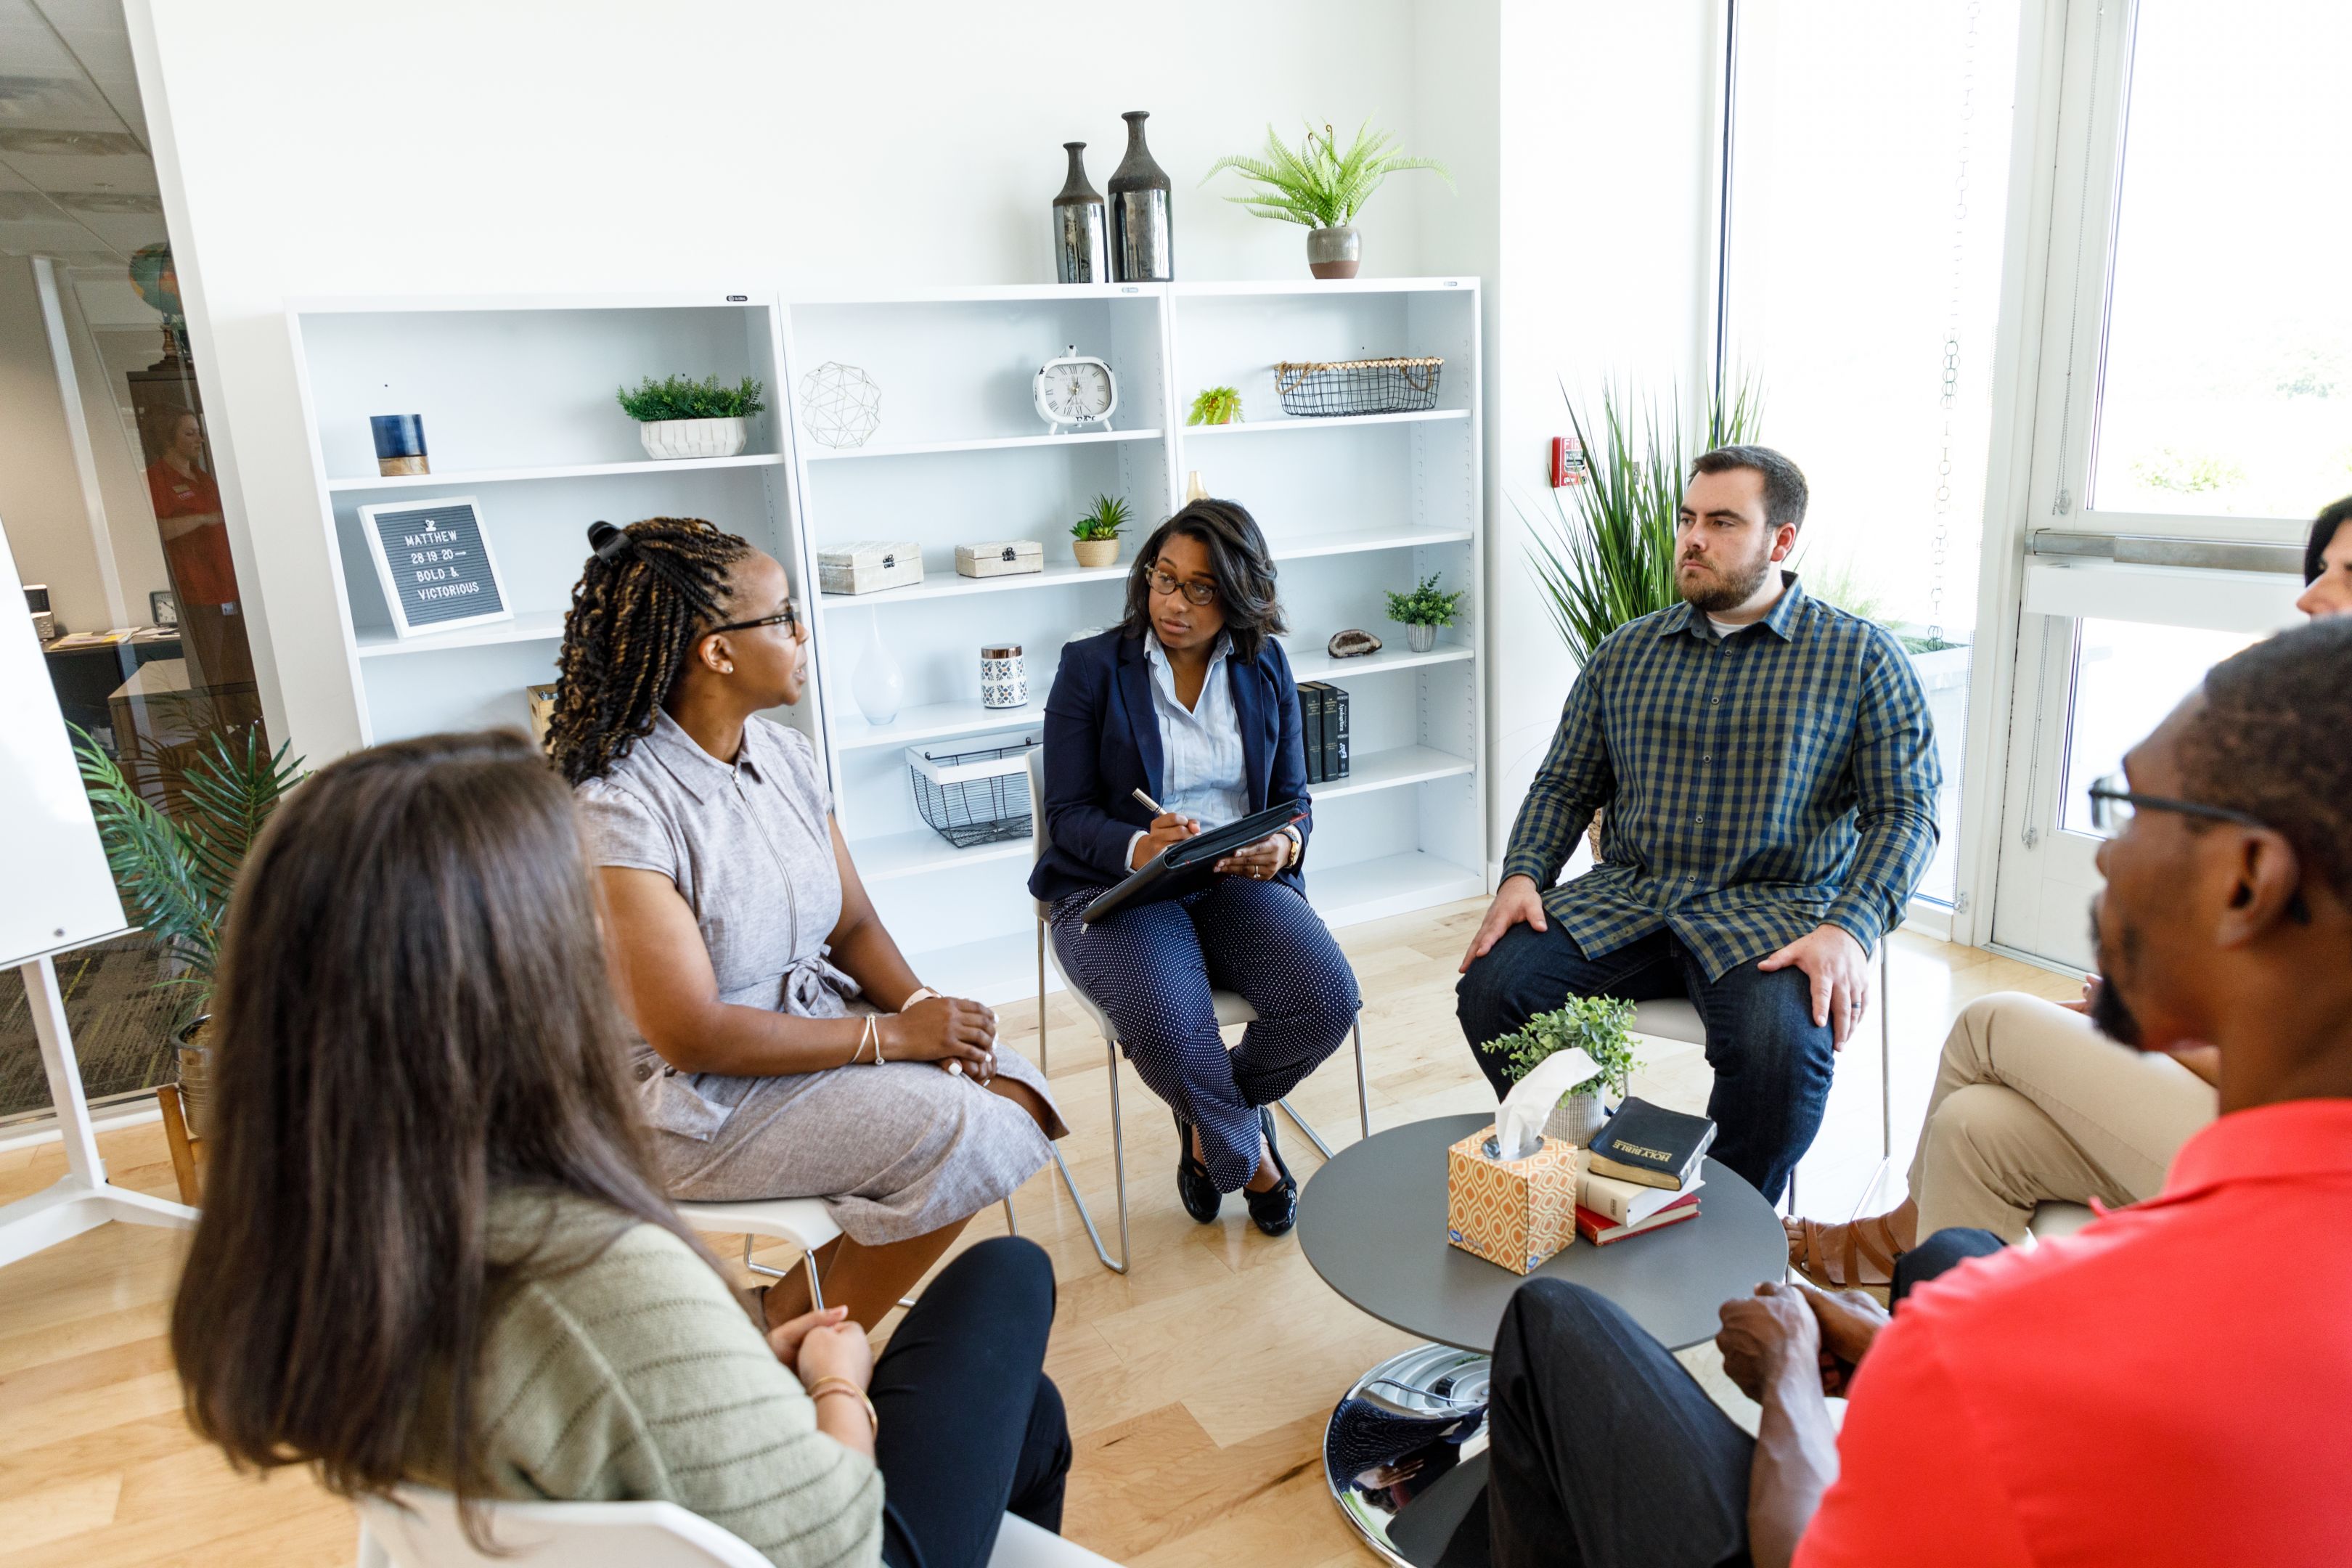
[{"xmin": 1143, "ymin": 632, "xmax": 1251, "ymax": 825}]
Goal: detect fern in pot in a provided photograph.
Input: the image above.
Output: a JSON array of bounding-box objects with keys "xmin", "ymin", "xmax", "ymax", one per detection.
[
  {"xmin": 1204, "ymin": 121, "xmax": 1450, "ymax": 279},
  {"xmin": 616, "ymin": 373, "xmax": 767, "ymax": 461},
  {"xmin": 71, "ymin": 725, "xmax": 305, "ymax": 1139},
  {"xmin": 1487, "ymin": 996, "xmax": 1641, "ymax": 1147}
]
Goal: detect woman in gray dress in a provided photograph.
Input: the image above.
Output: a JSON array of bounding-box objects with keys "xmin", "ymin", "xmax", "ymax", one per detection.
[{"xmin": 547, "ymin": 517, "xmax": 1065, "ymax": 1328}]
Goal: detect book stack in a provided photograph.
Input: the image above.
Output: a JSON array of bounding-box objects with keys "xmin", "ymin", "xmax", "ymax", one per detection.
[
  {"xmin": 1299, "ymin": 681, "xmax": 1350, "ymax": 784},
  {"xmin": 1575, "ymin": 1097, "xmax": 1718, "ymax": 1246}
]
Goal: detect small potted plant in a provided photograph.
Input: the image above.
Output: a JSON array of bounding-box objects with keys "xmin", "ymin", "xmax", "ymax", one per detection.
[
  {"xmin": 1383, "ymin": 572, "xmax": 1466, "ymax": 653},
  {"xmin": 1204, "ymin": 121, "xmax": 1450, "ymax": 279},
  {"xmin": 1188, "ymin": 385, "xmax": 1242, "ymax": 426},
  {"xmin": 1072, "ymin": 494, "xmax": 1130, "ymax": 568},
  {"xmin": 616, "ymin": 373, "xmax": 767, "ymax": 461},
  {"xmin": 1488, "ymin": 996, "xmax": 1641, "ymax": 1147}
]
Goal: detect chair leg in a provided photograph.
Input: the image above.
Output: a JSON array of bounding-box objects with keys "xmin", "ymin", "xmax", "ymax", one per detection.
[
  {"xmin": 1278, "ymin": 1097, "xmax": 1334, "ymax": 1161},
  {"xmin": 1045, "ymin": 1035, "xmax": 1130, "ymax": 1275},
  {"xmin": 1036, "ymin": 918, "xmax": 1050, "ymax": 1077},
  {"xmin": 743, "ymin": 1231, "xmax": 791, "ymax": 1282},
  {"xmin": 1352, "ymin": 1018, "xmax": 1371, "ymax": 1140},
  {"xmin": 1003, "ymin": 1196, "xmax": 1018, "ymax": 1237}
]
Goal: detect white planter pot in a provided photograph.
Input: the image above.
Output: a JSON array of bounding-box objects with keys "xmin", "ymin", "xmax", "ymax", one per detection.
[
  {"xmin": 638, "ymin": 416, "xmax": 748, "ymax": 461},
  {"xmin": 1405, "ymin": 622, "xmax": 1439, "ymax": 653},
  {"xmin": 852, "ymin": 613, "xmax": 904, "ymax": 726},
  {"xmin": 1544, "ymin": 1090, "xmax": 1610, "ymax": 1148}
]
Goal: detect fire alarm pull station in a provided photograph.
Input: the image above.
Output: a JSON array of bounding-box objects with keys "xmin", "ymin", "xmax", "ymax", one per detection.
[{"xmin": 1550, "ymin": 436, "xmax": 1586, "ymax": 489}]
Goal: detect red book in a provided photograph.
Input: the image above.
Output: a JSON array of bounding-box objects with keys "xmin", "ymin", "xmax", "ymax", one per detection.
[{"xmin": 1575, "ymin": 1192, "xmax": 1700, "ymax": 1246}]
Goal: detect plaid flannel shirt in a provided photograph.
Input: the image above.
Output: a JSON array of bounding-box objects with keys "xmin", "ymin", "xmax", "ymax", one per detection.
[{"xmin": 1500, "ymin": 575, "xmax": 1941, "ymax": 979}]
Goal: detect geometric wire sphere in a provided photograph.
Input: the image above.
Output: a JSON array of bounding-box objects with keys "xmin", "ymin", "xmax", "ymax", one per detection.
[{"xmin": 798, "ymin": 360, "xmax": 883, "ymax": 449}]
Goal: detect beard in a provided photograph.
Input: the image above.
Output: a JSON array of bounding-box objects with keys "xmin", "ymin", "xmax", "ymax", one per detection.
[
  {"xmin": 2086, "ymin": 903, "xmax": 2144, "ymax": 1048},
  {"xmin": 1679, "ymin": 545, "xmax": 1776, "ymax": 613}
]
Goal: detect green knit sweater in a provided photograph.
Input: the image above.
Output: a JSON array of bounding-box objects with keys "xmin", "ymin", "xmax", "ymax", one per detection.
[{"xmin": 405, "ymin": 1188, "xmax": 882, "ymax": 1568}]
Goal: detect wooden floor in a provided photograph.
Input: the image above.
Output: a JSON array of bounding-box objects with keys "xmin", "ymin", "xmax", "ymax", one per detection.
[{"xmin": 0, "ymin": 899, "xmax": 2072, "ymax": 1567}]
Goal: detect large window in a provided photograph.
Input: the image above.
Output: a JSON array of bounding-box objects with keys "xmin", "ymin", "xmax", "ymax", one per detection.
[{"xmin": 1722, "ymin": 0, "xmax": 2025, "ymax": 902}]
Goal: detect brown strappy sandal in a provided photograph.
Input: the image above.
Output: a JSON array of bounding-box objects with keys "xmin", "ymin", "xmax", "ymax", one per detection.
[{"xmin": 1785, "ymin": 1213, "xmax": 1908, "ymax": 1290}]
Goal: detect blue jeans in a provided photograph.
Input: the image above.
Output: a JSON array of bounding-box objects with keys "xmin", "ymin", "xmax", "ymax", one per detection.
[{"xmin": 1455, "ymin": 923, "xmax": 1832, "ymax": 1203}]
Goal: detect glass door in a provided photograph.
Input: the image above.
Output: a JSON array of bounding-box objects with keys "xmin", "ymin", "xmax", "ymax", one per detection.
[{"xmin": 1988, "ymin": 0, "xmax": 2342, "ymax": 965}]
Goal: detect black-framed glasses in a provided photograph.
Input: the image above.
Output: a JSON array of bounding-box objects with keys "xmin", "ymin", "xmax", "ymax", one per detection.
[
  {"xmin": 2086, "ymin": 772, "xmax": 2269, "ymax": 835},
  {"xmin": 1147, "ymin": 568, "xmax": 1218, "ymax": 607},
  {"xmin": 708, "ymin": 600, "xmax": 805, "ymax": 640}
]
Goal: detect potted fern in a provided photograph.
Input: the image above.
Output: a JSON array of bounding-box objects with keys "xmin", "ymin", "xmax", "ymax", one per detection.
[
  {"xmin": 1383, "ymin": 572, "xmax": 1466, "ymax": 653},
  {"xmin": 1486, "ymin": 996, "xmax": 1641, "ymax": 1147},
  {"xmin": 616, "ymin": 373, "xmax": 767, "ymax": 460},
  {"xmin": 1204, "ymin": 121, "xmax": 1450, "ymax": 279},
  {"xmin": 1187, "ymin": 385, "xmax": 1242, "ymax": 426},
  {"xmin": 71, "ymin": 724, "xmax": 304, "ymax": 1138},
  {"xmin": 1071, "ymin": 494, "xmax": 1130, "ymax": 568}
]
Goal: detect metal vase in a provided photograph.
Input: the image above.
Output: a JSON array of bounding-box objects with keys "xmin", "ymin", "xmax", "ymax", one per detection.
[
  {"xmin": 1108, "ymin": 110, "xmax": 1173, "ymax": 282},
  {"xmin": 1052, "ymin": 141, "xmax": 1108, "ymax": 285}
]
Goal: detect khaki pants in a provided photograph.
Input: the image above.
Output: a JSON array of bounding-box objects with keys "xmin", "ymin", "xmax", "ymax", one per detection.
[{"xmin": 1907, "ymin": 992, "xmax": 2217, "ymax": 1242}]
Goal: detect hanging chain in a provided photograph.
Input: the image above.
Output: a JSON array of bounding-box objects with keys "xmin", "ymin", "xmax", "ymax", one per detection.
[{"xmin": 1930, "ymin": 0, "xmax": 1980, "ymax": 645}]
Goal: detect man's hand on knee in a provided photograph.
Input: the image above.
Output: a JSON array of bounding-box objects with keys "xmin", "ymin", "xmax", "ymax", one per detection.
[
  {"xmin": 1757, "ymin": 923, "xmax": 1869, "ymax": 1048},
  {"xmin": 1460, "ymin": 875, "xmax": 1548, "ymax": 974}
]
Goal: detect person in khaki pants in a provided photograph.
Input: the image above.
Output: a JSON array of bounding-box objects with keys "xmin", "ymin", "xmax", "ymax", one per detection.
[{"xmin": 1789, "ymin": 500, "xmax": 2352, "ymax": 1289}]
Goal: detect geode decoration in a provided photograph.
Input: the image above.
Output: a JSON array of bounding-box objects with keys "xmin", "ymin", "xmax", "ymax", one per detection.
[{"xmin": 1328, "ymin": 628, "xmax": 1383, "ymax": 658}]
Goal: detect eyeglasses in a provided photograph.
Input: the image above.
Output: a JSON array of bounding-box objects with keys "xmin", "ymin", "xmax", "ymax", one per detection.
[
  {"xmin": 2086, "ymin": 773, "xmax": 2270, "ymax": 836},
  {"xmin": 708, "ymin": 600, "xmax": 805, "ymax": 640},
  {"xmin": 1147, "ymin": 568, "xmax": 1219, "ymax": 607}
]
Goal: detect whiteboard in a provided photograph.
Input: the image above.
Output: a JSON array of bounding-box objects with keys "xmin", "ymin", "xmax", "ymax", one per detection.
[{"xmin": 0, "ymin": 519, "xmax": 128, "ymax": 968}]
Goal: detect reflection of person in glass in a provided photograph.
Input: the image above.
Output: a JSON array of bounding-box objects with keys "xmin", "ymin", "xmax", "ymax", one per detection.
[{"xmin": 145, "ymin": 408, "xmax": 250, "ymax": 686}]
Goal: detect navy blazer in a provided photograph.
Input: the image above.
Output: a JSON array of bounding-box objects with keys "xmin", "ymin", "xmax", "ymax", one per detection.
[{"xmin": 1029, "ymin": 628, "xmax": 1313, "ymax": 909}]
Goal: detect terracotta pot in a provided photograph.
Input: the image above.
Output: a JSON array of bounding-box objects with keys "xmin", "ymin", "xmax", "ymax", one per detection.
[{"xmin": 1073, "ymin": 538, "xmax": 1120, "ymax": 568}]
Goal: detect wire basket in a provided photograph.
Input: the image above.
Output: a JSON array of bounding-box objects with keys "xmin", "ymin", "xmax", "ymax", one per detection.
[
  {"xmin": 907, "ymin": 737, "xmax": 1038, "ymax": 849},
  {"xmin": 1274, "ymin": 356, "xmax": 1444, "ymax": 417}
]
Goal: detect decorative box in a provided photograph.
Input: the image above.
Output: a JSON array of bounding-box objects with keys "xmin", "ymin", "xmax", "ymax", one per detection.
[
  {"xmin": 955, "ymin": 539, "xmax": 1045, "ymax": 579},
  {"xmin": 818, "ymin": 541, "xmax": 924, "ymax": 596},
  {"xmin": 1446, "ymin": 1124, "xmax": 1582, "ymax": 1275},
  {"xmin": 526, "ymin": 683, "xmax": 559, "ymax": 750}
]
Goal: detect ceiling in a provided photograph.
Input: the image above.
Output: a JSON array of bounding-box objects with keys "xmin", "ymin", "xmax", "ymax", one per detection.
[{"xmin": 0, "ymin": 0, "xmax": 165, "ymax": 267}]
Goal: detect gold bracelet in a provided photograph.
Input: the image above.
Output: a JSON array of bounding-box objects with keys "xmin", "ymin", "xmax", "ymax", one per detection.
[{"xmin": 807, "ymin": 1376, "xmax": 878, "ymax": 1434}]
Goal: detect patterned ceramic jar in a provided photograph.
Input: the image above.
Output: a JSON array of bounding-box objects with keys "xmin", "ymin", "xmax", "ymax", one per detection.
[{"xmin": 980, "ymin": 644, "xmax": 1026, "ymax": 709}]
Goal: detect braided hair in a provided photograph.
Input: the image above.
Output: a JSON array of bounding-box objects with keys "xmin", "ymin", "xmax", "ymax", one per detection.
[{"xmin": 547, "ymin": 517, "xmax": 751, "ymax": 784}]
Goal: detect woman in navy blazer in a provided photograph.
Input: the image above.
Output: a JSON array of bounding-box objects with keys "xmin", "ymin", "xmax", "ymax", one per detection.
[{"xmin": 1029, "ymin": 499, "xmax": 1360, "ymax": 1236}]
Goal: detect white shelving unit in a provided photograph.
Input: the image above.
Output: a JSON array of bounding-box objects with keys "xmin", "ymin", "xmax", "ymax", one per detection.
[
  {"xmin": 784, "ymin": 278, "xmax": 1487, "ymax": 1003},
  {"xmin": 287, "ymin": 294, "xmax": 812, "ymax": 748}
]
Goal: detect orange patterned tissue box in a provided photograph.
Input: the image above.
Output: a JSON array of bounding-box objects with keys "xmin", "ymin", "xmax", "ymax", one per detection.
[{"xmin": 1446, "ymin": 1124, "xmax": 1582, "ymax": 1274}]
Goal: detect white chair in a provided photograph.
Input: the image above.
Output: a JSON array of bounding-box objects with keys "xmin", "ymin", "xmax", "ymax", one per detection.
[
  {"xmin": 2028, "ymin": 1201, "xmax": 2096, "ymax": 1240},
  {"xmin": 1627, "ymin": 943, "xmax": 1894, "ymax": 1215},
  {"xmin": 1026, "ymin": 748, "xmax": 1373, "ymax": 1274},
  {"xmin": 672, "ymin": 1193, "xmax": 1020, "ymax": 1312},
  {"xmin": 354, "ymin": 1484, "xmax": 1121, "ymax": 1568}
]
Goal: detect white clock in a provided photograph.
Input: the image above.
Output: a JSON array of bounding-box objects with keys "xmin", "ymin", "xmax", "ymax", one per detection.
[{"xmin": 1034, "ymin": 345, "xmax": 1118, "ymax": 433}]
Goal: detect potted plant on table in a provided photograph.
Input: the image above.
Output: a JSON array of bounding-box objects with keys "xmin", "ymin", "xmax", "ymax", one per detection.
[
  {"xmin": 1383, "ymin": 572, "xmax": 1466, "ymax": 653},
  {"xmin": 1487, "ymin": 996, "xmax": 1641, "ymax": 1147},
  {"xmin": 616, "ymin": 373, "xmax": 767, "ymax": 460},
  {"xmin": 1204, "ymin": 121, "xmax": 1450, "ymax": 279},
  {"xmin": 70, "ymin": 725, "xmax": 305, "ymax": 1142},
  {"xmin": 1072, "ymin": 494, "xmax": 1130, "ymax": 568}
]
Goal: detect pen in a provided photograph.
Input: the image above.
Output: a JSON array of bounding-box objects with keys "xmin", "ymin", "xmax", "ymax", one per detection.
[{"xmin": 1132, "ymin": 788, "xmax": 1167, "ymax": 815}]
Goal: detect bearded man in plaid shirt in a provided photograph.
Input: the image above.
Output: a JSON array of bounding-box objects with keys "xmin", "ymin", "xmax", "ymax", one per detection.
[{"xmin": 1459, "ymin": 446, "xmax": 1941, "ymax": 1201}]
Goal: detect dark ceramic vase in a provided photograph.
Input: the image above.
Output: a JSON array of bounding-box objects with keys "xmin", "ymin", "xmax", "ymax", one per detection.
[
  {"xmin": 1108, "ymin": 110, "xmax": 1173, "ymax": 282},
  {"xmin": 1052, "ymin": 142, "xmax": 1108, "ymax": 284}
]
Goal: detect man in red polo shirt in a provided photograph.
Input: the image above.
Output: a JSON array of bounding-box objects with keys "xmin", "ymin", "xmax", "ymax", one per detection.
[{"xmin": 1474, "ymin": 616, "xmax": 2352, "ymax": 1568}]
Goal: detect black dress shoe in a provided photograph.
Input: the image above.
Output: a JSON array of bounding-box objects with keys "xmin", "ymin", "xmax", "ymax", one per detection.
[
  {"xmin": 1174, "ymin": 1112, "xmax": 1221, "ymax": 1223},
  {"xmin": 1245, "ymin": 1106, "xmax": 1299, "ymax": 1237}
]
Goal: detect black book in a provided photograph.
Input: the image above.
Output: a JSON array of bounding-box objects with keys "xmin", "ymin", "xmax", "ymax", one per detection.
[
  {"xmin": 1585, "ymin": 1097, "xmax": 1718, "ymax": 1191},
  {"xmin": 1328, "ymin": 682, "xmax": 1350, "ymax": 779},
  {"xmin": 1299, "ymin": 681, "xmax": 1327, "ymax": 784}
]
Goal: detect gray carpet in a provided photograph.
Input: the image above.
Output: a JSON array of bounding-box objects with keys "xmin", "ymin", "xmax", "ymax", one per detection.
[{"xmin": 0, "ymin": 938, "xmax": 182, "ymax": 1120}]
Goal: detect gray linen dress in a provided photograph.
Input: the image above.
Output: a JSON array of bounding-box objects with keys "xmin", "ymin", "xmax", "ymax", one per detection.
[{"xmin": 577, "ymin": 711, "xmax": 1061, "ymax": 1244}]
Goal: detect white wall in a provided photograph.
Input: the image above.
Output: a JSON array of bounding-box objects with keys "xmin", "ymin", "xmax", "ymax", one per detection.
[{"xmin": 0, "ymin": 256, "xmax": 111, "ymax": 633}]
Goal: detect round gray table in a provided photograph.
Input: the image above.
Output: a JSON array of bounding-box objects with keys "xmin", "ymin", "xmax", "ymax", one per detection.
[{"xmin": 1297, "ymin": 1112, "xmax": 1787, "ymax": 1566}]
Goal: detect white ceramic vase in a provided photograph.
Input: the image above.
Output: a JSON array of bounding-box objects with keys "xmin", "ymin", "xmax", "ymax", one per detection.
[
  {"xmin": 638, "ymin": 415, "xmax": 748, "ymax": 461},
  {"xmin": 1544, "ymin": 1090, "xmax": 1610, "ymax": 1148},
  {"xmin": 852, "ymin": 613, "xmax": 904, "ymax": 726}
]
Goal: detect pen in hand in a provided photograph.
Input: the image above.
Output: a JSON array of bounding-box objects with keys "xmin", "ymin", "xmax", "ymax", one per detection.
[
  {"xmin": 1130, "ymin": 788, "xmax": 1201, "ymax": 869},
  {"xmin": 1132, "ymin": 788, "xmax": 1168, "ymax": 815}
]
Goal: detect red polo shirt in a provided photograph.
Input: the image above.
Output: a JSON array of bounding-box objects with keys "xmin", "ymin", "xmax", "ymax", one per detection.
[{"xmin": 1797, "ymin": 1098, "xmax": 2352, "ymax": 1567}]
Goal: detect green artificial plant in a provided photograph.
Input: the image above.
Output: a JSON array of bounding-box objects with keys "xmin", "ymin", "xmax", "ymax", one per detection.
[
  {"xmin": 1204, "ymin": 121, "xmax": 1450, "ymax": 229},
  {"xmin": 1188, "ymin": 385, "xmax": 1243, "ymax": 426},
  {"xmin": 1071, "ymin": 494, "xmax": 1132, "ymax": 542},
  {"xmin": 70, "ymin": 724, "xmax": 306, "ymax": 1021},
  {"xmin": 1523, "ymin": 375, "xmax": 1765, "ymax": 666},
  {"xmin": 1487, "ymin": 996, "xmax": 1641, "ymax": 1095},
  {"xmin": 615, "ymin": 373, "xmax": 767, "ymax": 422},
  {"xmin": 1383, "ymin": 572, "xmax": 1468, "ymax": 628}
]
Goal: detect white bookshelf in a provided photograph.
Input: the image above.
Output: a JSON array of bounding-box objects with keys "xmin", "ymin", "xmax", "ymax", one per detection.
[
  {"xmin": 783, "ymin": 278, "xmax": 1487, "ymax": 1004},
  {"xmin": 287, "ymin": 294, "xmax": 812, "ymax": 748}
]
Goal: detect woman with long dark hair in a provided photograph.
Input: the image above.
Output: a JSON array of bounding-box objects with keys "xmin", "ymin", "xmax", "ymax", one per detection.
[
  {"xmin": 1029, "ymin": 498, "xmax": 1360, "ymax": 1236},
  {"xmin": 171, "ymin": 731, "xmax": 1071, "ymax": 1568},
  {"xmin": 546, "ymin": 518, "xmax": 1064, "ymax": 1329}
]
